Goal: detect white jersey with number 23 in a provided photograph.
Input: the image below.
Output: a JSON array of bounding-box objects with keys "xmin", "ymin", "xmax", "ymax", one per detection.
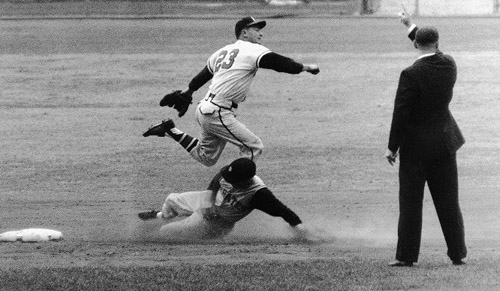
[{"xmin": 206, "ymin": 40, "xmax": 271, "ymax": 107}]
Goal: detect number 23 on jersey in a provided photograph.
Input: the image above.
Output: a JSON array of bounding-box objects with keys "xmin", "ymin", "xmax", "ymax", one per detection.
[{"xmin": 214, "ymin": 49, "xmax": 240, "ymax": 72}]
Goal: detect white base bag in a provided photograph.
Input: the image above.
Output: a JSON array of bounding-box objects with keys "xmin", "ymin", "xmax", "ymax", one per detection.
[{"xmin": 0, "ymin": 228, "xmax": 63, "ymax": 242}]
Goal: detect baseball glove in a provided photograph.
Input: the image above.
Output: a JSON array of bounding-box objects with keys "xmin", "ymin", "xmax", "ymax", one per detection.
[{"xmin": 159, "ymin": 90, "xmax": 193, "ymax": 117}]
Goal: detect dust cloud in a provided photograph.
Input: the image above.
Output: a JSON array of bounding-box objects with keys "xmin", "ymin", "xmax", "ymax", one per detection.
[{"xmin": 121, "ymin": 212, "xmax": 397, "ymax": 247}]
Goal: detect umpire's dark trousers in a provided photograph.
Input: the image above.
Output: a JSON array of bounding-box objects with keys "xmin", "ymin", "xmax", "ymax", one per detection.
[{"xmin": 396, "ymin": 149, "xmax": 467, "ymax": 263}]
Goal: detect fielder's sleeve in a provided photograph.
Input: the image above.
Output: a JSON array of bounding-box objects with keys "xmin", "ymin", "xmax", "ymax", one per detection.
[
  {"xmin": 249, "ymin": 188, "xmax": 302, "ymax": 226},
  {"xmin": 188, "ymin": 66, "xmax": 213, "ymax": 91},
  {"xmin": 259, "ymin": 52, "xmax": 304, "ymax": 74}
]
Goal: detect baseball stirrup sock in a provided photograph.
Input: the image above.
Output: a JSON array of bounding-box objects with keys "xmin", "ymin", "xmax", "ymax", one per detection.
[{"xmin": 166, "ymin": 128, "xmax": 199, "ymax": 153}]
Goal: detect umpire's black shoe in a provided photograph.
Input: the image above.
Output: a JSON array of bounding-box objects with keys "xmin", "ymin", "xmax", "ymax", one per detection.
[
  {"xmin": 452, "ymin": 259, "xmax": 466, "ymax": 266},
  {"xmin": 388, "ymin": 260, "xmax": 414, "ymax": 267},
  {"xmin": 143, "ymin": 119, "xmax": 175, "ymax": 137},
  {"xmin": 138, "ymin": 210, "xmax": 160, "ymax": 220}
]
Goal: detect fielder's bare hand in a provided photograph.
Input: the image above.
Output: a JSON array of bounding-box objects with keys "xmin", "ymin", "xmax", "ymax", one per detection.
[
  {"xmin": 385, "ymin": 148, "xmax": 398, "ymax": 166},
  {"xmin": 399, "ymin": 3, "xmax": 413, "ymax": 28},
  {"xmin": 303, "ymin": 64, "xmax": 320, "ymax": 75}
]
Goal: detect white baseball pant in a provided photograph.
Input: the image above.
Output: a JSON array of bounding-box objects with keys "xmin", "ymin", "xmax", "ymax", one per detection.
[
  {"xmin": 159, "ymin": 190, "xmax": 232, "ymax": 239},
  {"xmin": 189, "ymin": 101, "xmax": 263, "ymax": 167}
]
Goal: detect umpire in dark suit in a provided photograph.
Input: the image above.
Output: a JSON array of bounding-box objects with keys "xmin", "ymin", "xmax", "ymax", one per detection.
[{"xmin": 384, "ymin": 12, "xmax": 467, "ymax": 267}]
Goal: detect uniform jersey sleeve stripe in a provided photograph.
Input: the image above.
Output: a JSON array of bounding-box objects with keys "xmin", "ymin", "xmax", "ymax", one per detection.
[
  {"xmin": 256, "ymin": 50, "xmax": 272, "ymax": 68},
  {"xmin": 206, "ymin": 59, "xmax": 214, "ymax": 74}
]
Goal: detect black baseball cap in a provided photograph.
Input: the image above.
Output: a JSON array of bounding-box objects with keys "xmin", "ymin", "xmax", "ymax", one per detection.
[
  {"xmin": 221, "ymin": 158, "xmax": 256, "ymax": 184},
  {"xmin": 415, "ymin": 26, "xmax": 439, "ymax": 46},
  {"xmin": 235, "ymin": 16, "xmax": 267, "ymax": 38}
]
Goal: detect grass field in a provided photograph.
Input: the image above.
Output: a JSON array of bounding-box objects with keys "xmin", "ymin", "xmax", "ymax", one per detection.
[{"xmin": 1, "ymin": 15, "xmax": 500, "ymax": 290}]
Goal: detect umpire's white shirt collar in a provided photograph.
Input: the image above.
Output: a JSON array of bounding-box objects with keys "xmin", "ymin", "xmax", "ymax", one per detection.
[{"xmin": 418, "ymin": 53, "xmax": 436, "ymax": 59}]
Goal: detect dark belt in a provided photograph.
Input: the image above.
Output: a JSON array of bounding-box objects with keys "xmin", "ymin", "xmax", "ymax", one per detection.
[{"xmin": 208, "ymin": 93, "xmax": 238, "ymax": 109}]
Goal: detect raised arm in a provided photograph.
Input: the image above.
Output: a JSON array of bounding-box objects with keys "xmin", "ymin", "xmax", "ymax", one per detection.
[{"xmin": 399, "ymin": 3, "xmax": 418, "ymax": 41}]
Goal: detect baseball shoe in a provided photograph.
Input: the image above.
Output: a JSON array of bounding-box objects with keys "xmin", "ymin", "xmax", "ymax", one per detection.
[
  {"xmin": 138, "ymin": 210, "xmax": 160, "ymax": 220},
  {"xmin": 143, "ymin": 119, "xmax": 175, "ymax": 137},
  {"xmin": 452, "ymin": 259, "xmax": 466, "ymax": 266},
  {"xmin": 388, "ymin": 260, "xmax": 414, "ymax": 267}
]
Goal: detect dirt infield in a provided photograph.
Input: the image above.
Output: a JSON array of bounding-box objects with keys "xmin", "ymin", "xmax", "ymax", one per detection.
[{"xmin": 1, "ymin": 17, "xmax": 500, "ymax": 290}]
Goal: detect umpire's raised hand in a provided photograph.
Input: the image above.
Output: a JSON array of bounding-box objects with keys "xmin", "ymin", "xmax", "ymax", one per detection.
[{"xmin": 399, "ymin": 3, "xmax": 413, "ymax": 28}]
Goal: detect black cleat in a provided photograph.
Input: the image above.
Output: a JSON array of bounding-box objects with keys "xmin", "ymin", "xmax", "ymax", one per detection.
[
  {"xmin": 143, "ymin": 119, "xmax": 175, "ymax": 137},
  {"xmin": 138, "ymin": 210, "xmax": 160, "ymax": 220}
]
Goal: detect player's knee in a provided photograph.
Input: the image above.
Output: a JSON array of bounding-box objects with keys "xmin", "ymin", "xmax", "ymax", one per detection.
[
  {"xmin": 254, "ymin": 145, "xmax": 263, "ymax": 156},
  {"xmin": 164, "ymin": 193, "xmax": 181, "ymax": 208},
  {"xmin": 250, "ymin": 140, "xmax": 264, "ymax": 158},
  {"xmin": 165, "ymin": 193, "xmax": 177, "ymax": 203},
  {"xmin": 255, "ymin": 138, "xmax": 264, "ymax": 150},
  {"xmin": 190, "ymin": 149, "xmax": 219, "ymax": 167}
]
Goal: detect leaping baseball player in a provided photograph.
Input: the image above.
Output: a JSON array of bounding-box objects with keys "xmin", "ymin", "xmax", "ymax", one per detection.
[
  {"xmin": 143, "ymin": 16, "xmax": 320, "ymax": 167},
  {"xmin": 138, "ymin": 158, "xmax": 308, "ymax": 240}
]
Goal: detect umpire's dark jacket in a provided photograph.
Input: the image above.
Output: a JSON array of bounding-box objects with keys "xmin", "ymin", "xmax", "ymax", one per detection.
[
  {"xmin": 388, "ymin": 36, "xmax": 465, "ymax": 157},
  {"xmin": 388, "ymin": 27, "xmax": 467, "ymax": 263}
]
